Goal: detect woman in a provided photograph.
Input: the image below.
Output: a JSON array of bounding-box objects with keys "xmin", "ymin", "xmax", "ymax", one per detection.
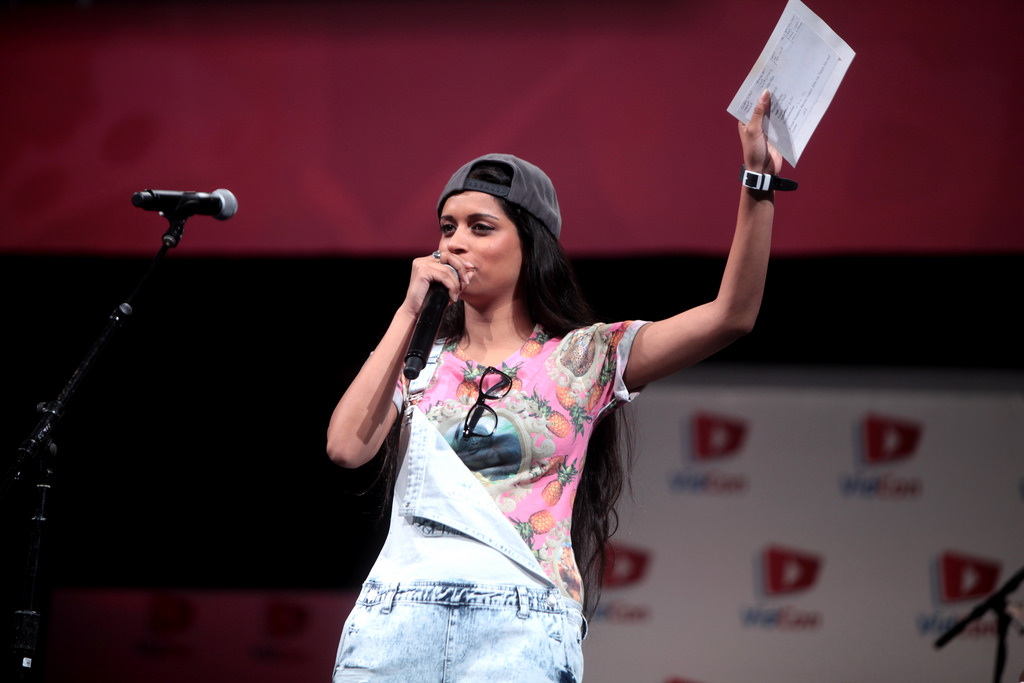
[{"xmin": 327, "ymin": 90, "xmax": 783, "ymax": 682}]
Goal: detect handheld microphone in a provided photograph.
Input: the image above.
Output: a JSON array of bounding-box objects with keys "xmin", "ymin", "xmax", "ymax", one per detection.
[
  {"xmin": 403, "ymin": 267, "xmax": 456, "ymax": 379},
  {"xmin": 131, "ymin": 188, "xmax": 238, "ymax": 220}
]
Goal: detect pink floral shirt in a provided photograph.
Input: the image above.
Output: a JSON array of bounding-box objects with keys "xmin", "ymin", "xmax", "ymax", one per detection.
[{"xmin": 406, "ymin": 321, "xmax": 646, "ymax": 602}]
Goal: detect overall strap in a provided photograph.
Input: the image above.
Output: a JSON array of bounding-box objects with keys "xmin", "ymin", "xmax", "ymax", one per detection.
[
  {"xmin": 404, "ymin": 339, "xmax": 445, "ymax": 406},
  {"xmin": 400, "ymin": 338, "xmax": 444, "ymax": 437}
]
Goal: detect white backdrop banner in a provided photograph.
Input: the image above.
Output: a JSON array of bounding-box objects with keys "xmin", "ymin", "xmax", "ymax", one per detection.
[{"xmin": 585, "ymin": 374, "xmax": 1024, "ymax": 683}]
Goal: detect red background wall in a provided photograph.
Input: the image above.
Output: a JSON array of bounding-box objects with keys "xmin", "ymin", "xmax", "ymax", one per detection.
[{"xmin": 3, "ymin": 0, "xmax": 1022, "ymax": 257}]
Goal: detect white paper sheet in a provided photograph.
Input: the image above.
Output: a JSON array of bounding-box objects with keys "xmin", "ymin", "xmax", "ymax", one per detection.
[{"xmin": 727, "ymin": 0, "xmax": 855, "ymax": 167}]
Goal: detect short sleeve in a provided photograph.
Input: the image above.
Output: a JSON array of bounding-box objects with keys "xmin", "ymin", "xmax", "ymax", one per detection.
[{"xmin": 598, "ymin": 320, "xmax": 649, "ymax": 418}]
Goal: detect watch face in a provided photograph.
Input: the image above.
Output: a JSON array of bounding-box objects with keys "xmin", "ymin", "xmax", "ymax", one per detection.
[{"xmin": 743, "ymin": 170, "xmax": 764, "ymax": 189}]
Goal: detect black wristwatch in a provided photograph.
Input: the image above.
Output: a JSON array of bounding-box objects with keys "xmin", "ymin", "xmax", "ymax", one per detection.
[{"xmin": 740, "ymin": 164, "xmax": 798, "ymax": 191}]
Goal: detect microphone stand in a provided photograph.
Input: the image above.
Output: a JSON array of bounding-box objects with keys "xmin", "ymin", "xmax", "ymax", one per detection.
[
  {"xmin": 934, "ymin": 564, "xmax": 1024, "ymax": 683},
  {"xmin": 2, "ymin": 212, "xmax": 191, "ymax": 682}
]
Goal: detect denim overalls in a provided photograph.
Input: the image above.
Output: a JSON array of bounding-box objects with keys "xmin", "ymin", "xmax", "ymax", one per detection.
[{"xmin": 333, "ymin": 342, "xmax": 586, "ymax": 683}]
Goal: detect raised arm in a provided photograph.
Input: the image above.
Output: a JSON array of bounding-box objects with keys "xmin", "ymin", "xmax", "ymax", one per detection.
[
  {"xmin": 623, "ymin": 89, "xmax": 783, "ymax": 390},
  {"xmin": 326, "ymin": 254, "xmax": 464, "ymax": 468}
]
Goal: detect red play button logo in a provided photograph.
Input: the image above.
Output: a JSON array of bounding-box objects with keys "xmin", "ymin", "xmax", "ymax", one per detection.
[
  {"xmin": 937, "ymin": 551, "xmax": 1001, "ymax": 603},
  {"xmin": 692, "ymin": 412, "xmax": 747, "ymax": 460},
  {"xmin": 603, "ymin": 543, "xmax": 651, "ymax": 588},
  {"xmin": 862, "ymin": 413, "xmax": 921, "ymax": 464},
  {"xmin": 762, "ymin": 545, "xmax": 823, "ymax": 596}
]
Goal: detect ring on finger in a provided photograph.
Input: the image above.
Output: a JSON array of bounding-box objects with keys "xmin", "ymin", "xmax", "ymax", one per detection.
[{"xmin": 432, "ymin": 250, "xmax": 442, "ymax": 260}]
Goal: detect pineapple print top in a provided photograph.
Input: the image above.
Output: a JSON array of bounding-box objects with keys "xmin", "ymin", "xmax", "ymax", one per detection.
[{"xmin": 400, "ymin": 320, "xmax": 647, "ymax": 603}]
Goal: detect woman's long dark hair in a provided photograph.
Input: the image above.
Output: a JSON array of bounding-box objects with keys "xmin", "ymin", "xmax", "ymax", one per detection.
[{"xmin": 380, "ymin": 161, "xmax": 634, "ymax": 618}]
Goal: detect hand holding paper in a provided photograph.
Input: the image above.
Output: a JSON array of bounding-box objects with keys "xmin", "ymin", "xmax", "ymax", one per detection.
[
  {"xmin": 739, "ymin": 89, "xmax": 784, "ymax": 181},
  {"xmin": 728, "ymin": 0, "xmax": 855, "ymax": 167}
]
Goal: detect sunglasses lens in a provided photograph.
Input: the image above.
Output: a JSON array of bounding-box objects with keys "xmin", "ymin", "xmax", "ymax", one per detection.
[
  {"xmin": 480, "ymin": 370, "xmax": 511, "ymax": 398},
  {"xmin": 465, "ymin": 405, "xmax": 498, "ymax": 437}
]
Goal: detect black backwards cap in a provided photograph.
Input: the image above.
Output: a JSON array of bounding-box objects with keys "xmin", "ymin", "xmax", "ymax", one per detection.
[{"xmin": 437, "ymin": 153, "xmax": 561, "ymax": 240}]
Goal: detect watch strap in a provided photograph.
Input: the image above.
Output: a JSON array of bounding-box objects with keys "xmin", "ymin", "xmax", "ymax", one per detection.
[{"xmin": 740, "ymin": 164, "xmax": 798, "ymax": 191}]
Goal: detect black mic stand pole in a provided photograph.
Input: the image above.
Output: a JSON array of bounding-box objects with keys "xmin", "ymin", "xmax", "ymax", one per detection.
[
  {"xmin": 2, "ymin": 212, "xmax": 191, "ymax": 682},
  {"xmin": 934, "ymin": 564, "xmax": 1024, "ymax": 683}
]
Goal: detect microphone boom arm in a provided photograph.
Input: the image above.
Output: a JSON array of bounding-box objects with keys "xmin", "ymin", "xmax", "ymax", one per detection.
[{"xmin": 934, "ymin": 564, "xmax": 1024, "ymax": 683}]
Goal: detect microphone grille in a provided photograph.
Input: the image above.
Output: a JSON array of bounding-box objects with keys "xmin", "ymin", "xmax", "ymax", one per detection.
[{"xmin": 213, "ymin": 188, "xmax": 238, "ymax": 220}]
